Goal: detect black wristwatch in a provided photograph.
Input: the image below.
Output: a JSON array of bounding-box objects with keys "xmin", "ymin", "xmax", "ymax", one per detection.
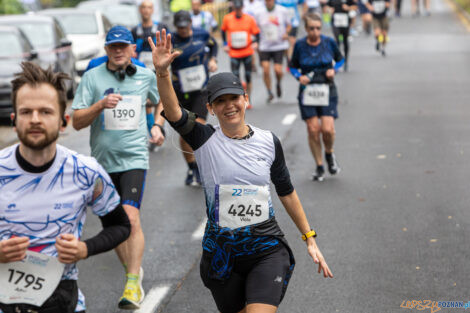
[{"xmin": 153, "ymin": 123, "xmax": 166, "ymax": 137}]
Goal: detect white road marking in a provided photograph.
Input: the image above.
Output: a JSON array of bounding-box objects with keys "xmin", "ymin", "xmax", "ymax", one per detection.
[
  {"xmin": 282, "ymin": 113, "xmax": 297, "ymax": 125},
  {"xmin": 134, "ymin": 285, "xmax": 170, "ymax": 313},
  {"xmin": 192, "ymin": 219, "xmax": 207, "ymax": 240}
]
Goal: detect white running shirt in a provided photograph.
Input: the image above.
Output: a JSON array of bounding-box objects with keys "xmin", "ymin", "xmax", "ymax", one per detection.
[{"xmin": 255, "ymin": 5, "xmax": 291, "ymax": 52}]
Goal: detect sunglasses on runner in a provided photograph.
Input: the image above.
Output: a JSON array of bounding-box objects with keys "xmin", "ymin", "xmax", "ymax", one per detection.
[{"xmin": 307, "ymin": 26, "xmax": 321, "ymax": 31}]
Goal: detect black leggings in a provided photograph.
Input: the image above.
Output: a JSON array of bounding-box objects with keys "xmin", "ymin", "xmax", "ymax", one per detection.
[{"xmin": 333, "ymin": 27, "xmax": 350, "ymax": 64}]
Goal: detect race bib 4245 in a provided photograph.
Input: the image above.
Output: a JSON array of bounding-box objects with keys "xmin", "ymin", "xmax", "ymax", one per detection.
[{"xmin": 216, "ymin": 184, "xmax": 270, "ymax": 229}]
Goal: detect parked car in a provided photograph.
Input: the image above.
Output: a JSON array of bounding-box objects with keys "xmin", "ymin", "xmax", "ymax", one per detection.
[
  {"xmin": 77, "ymin": 0, "xmax": 140, "ymax": 29},
  {"xmin": 39, "ymin": 8, "xmax": 112, "ymax": 80},
  {"xmin": 0, "ymin": 14, "xmax": 76, "ymax": 98},
  {"xmin": 0, "ymin": 25, "xmax": 38, "ymax": 118}
]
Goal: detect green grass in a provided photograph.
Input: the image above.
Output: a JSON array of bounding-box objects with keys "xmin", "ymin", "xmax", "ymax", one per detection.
[{"xmin": 455, "ymin": 0, "xmax": 470, "ymax": 14}]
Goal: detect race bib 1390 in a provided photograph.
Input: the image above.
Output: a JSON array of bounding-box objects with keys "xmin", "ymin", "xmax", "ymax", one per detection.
[{"xmin": 103, "ymin": 95, "xmax": 142, "ymax": 130}]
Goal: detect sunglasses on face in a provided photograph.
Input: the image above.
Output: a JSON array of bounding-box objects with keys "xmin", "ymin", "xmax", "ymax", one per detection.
[{"xmin": 307, "ymin": 26, "xmax": 322, "ymax": 31}]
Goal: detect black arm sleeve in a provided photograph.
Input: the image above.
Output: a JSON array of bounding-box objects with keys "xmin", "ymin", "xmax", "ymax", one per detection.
[
  {"xmin": 253, "ymin": 33, "xmax": 260, "ymax": 43},
  {"xmin": 162, "ymin": 109, "xmax": 216, "ymax": 150},
  {"xmin": 207, "ymin": 36, "xmax": 218, "ymax": 59},
  {"xmin": 84, "ymin": 204, "xmax": 131, "ymax": 257},
  {"xmin": 270, "ymin": 133, "xmax": 294, "ymax": 196},
  {"xmin": 221, "ymin": 30, "xmax": 227, "ymax": 43}
]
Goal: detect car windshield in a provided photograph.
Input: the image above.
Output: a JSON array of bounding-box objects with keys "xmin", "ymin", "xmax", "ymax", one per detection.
[
  {"xmin": 103, "ymin": 6, "xmax": 139, "ymax": 26},
  {"xmin": 0, "ymin": 32, "xmax": 23, "ymax": 57},
  {"xmin": 79, "ymin": 3, "xmax": 139, "ymax": 27},
  {"xmin": 55, "ymin": 13, "xmax": 98, "ymax": 34},
  {"xmin": 14, "ymin": 22, "xmax": 54, "ymax": 49}
]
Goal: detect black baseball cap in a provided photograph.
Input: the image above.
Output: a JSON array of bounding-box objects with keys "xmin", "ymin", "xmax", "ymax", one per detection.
[
  {"xmin": 207, "ymin": 72, "xmax": 245, "ymax": 103},
  {"xmin": 174, "ymin": 10, "xmax": 192, "ymax": 28},
  {"xmin": 233, "ymin": 0, "xmax": 243, "ymax": 8}
]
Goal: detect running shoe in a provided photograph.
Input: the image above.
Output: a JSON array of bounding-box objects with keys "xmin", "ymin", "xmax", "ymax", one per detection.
[
  {"xmin": 312, "ymin": 165, "xmax": 325, "ymax": 182},
  {"xmin": 325, "ymin": 153, "xmax": 341, "ymax": 175},
  {"xmin": 267, "ymin": 90, "xmax": 274, "ymax": 103},
  {"xmin": 381, "ymin": 49, "xmax": 386, "ymax": 57},
  {"xmin": 276, "ymin": 83, "xmax": 282, "ymax": 98},
  {"xmin": 118, "ymin": 268, "xmax": 145, "ymax": 310},
  {"xmin": 148, "ymin": 142, "xmax": 158, "ymax": 152}
]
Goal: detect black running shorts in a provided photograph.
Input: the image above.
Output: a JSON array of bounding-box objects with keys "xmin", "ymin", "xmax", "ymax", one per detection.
[
  {"xmin": 109, "ymin": 169, "xmax": 147, "ymax": 209},
  {"xmin": 259, "ymin": 50, "xmax": 285, "ymax": 65},
  {"xmin": 200, "ymin": 245, "xmax": 292, "ymax": 313},
  {"xmin": 176, "ymin": 90, "xmax": 208, "ymax": 120},
  {"xmin": 288, "ymin": 26, "xmax": 298, "ymax": 37}
]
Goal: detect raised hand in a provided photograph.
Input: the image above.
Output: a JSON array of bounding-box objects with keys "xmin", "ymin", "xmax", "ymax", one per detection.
[{"xmin": 148, "ymin": 29, "xmax": 181, "ymax": 74}]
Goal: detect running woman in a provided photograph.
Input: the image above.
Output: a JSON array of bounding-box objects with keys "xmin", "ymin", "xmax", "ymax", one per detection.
[
  {"xmin": 289, "ymin": 13, "xmax": 344, "ymax": 182},
  {"xmin": 221, "ymin": 0, "xmax": 260, "ymax": 103},
  {"xmin": 327, "ymin": 0, "xmax": 356, "ymax": 71},
  {"xmin": 255, "ymin": 0, "xmax": 291, "ymax": 102},
  {"xmin": 171, "ymin": 10, "xmax": 218, "ymax": 186},
  {"xmin": 149, "ymin": 29, "xmax": 333, "ymax": 313},
  {"xmin": 72, "ymin": 26, "xmax": 160, "ymax": 309},
  {"xmin": 366, "ymin": 0, "xmax": 390, "ymax": 56},
  {"xmin": 0, "ymin": 62, "xmax": 130, "ymax": 313}
]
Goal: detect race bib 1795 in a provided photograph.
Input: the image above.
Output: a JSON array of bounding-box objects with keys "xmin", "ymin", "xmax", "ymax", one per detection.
[{"xmin": 0, "ymin": 251, "xmax": 64, "ymax": 306}]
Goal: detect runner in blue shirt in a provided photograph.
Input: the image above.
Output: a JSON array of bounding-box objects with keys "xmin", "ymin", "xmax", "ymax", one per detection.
[
  {"xmin": 170, "ymin": 10, "xmax": 218, "ymax": 186},
  {"xmin": 289, "ymin": 13, "xmax": 344, "ymax": 182},
  {"xmin": 132, "ymin": 0, "xmax": 171, "ymax": 70}
]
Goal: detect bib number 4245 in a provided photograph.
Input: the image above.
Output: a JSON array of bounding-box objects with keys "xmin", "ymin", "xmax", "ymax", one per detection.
[{"xmin": 227, "ymin": 204, "xmax": 262, "ymax": 217}]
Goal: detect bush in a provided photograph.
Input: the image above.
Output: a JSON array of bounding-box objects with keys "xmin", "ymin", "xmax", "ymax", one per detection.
[
  {"xmin": 0, "ymin": 0, "xmax": 25, "ymax": 14},
  {"xmin": 455, "ymin": 0, "xmax": 470, "ymax": 13}
]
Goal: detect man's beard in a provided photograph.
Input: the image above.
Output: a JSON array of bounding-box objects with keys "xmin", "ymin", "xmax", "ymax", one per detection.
[{"xmin": 17, "ymin": 126, "xmax": 59, "ymax": 150}]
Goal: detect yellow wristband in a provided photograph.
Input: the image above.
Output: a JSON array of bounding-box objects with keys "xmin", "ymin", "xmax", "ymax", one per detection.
[{"xmin": 301, "ymin": 229, "xmax": 317, "ymax": 241}]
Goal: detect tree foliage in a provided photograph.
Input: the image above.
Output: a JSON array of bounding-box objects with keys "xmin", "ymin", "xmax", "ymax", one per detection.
[{"xmin": 0, "ymin": 0, "xmax": 26, "ymax": 14}]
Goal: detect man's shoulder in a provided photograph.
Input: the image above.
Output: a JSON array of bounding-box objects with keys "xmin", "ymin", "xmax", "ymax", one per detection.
[
  {"xmin": 136, "ymin": 65, "xmax": 155, "ymax": 78},
  {"xmin": 56, "ymin": 144, "xmax": 103, "ymax": 171},
  {"xmin": 0, "ymin": 144, "xmax": 17, "ymax": 164}
]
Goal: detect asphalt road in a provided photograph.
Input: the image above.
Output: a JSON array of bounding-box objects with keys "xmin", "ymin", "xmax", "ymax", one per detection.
[{"xmin": 1, "ymin": 0, "xmax": 470, "ymax": 312}]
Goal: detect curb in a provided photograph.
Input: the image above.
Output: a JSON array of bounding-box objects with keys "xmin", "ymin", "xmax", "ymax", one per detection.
[
  {"xmin": 448, "ymin": 0, "xmax": 470, "ymax": 29},
  {"xmin": 452, "ymin": 0, "xmax": 470, "ymax": 21}
]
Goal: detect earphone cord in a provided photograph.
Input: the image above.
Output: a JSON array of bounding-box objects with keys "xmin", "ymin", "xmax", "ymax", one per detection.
[{"xmin": 169, "ymin": 124, "xmax": 253, "ymax": 154}]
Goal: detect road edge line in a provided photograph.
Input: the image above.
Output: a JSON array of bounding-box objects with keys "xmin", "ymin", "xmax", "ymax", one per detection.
[{"xmin": 445, "ymin": 0, "xmax": 470, "ymax": 32}]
